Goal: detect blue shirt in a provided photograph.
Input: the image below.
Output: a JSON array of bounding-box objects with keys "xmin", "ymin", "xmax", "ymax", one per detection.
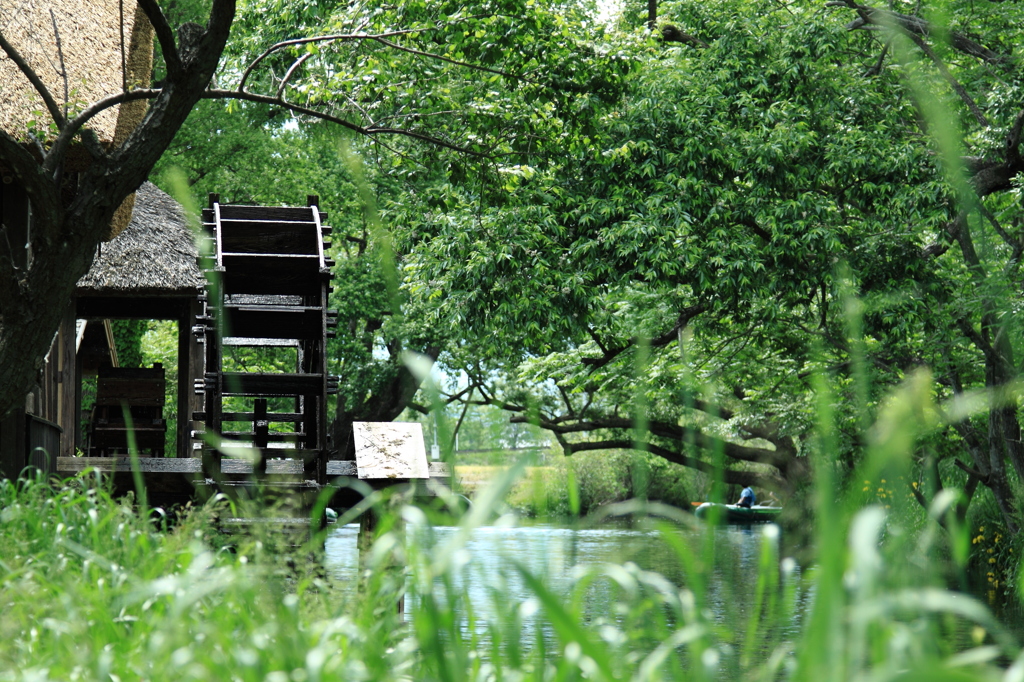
[{"xmin": 738, "ymin": 487, "xmax": 756, "ymax": 507}]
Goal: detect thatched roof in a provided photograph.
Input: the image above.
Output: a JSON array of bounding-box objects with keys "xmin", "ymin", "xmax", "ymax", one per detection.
[
  {"xmin": 0, "ymin": 0, "xmax": 152, "ymax": 145},
  {"xmin": 76, "ymin": 182, "xmax": 205, "ymax": 296}
]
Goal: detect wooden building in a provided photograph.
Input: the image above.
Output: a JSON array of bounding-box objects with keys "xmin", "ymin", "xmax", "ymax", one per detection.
[
  {"xmin": 0, "ymin": 182, "xmax": 206, "ymax": 478},
  {"xmin": 0, "ymin": 0, "xmax": 160, "ymax": 478},
  {"xmin": 0, "ymin": 0, "xmax": 451, "ymax": 506}
]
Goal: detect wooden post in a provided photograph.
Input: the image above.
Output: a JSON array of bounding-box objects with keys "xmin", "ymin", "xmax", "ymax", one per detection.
[
  {"xmin": 254, "ymin": 398, "xmax": 269, "ymax": 473},
  {"xmin": 186, "ymin": 297, "xmax": 205, "ymax": 458},
  {"xmin": 0, "ymin": 410, "xmax": 23, "ymax": 478},
  {"xmin": 59, "ymin": 301, "xmax": 77, "ymax": 457},
  {"xmin": 176, "ymin": 304, "xmax": 189, "ymax": 458}
]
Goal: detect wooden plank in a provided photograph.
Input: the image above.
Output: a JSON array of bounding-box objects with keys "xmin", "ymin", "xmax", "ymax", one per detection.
[
  {"xmin": 222, "ymin": 458, "xmax": 305, "ymax": 474},
  {"xmin": 253, "ymin": 398, "xmax": 269, "ymax": 450},
  {"xmin": 221, "ymin": 254, "xmax": 324, "ymax": 296},
  {"xmin": 219, "ymin": 220, "xmax": 320, "ymax": 255},
  {"xmin": 56, "ymin": 457, "xmax": 204, "ymax": 473},
  {"xmin": 220, "ymin": 372, "xmax": 325, "ymax": 397},
  {"xmin": 76, "ymin": 297, "xmax": 191, "ymax": 320},
  {"xmin": 95, "ymin": 376, "xmax": 165, "ymax": 406},
  {"xmin": 56, "ymin": 457, "xmax": 449, "ymax": 476},
  {"xmin": 221, "ymin": 431, "xmax": 306, "ymax": 441},
  {"xmin": 220, "ymin": 411, "xmax": 303, "ymax": 423},
  {"xmin": 324, "ymin": 460, "xmax": 450, "ymax": 478},
  {"xmin": 223, "ymin": 338, "xmax": 300, "ymax": 347},
  {"xmin": 0, "ymin": 410, "xmax": 24, "ymax": 478},
  {"xmin": 218, "ymin": 205, "xmax": 315, "ymax": 222},
  {"xmin": 59, "ymin": 304, "xmax": 77, "ymax": 457},
  {"xmin": 182, "ymin": 299, "xmax": 205, "ymax": 458},
  {"xmin": 223, "ymin": 305, "xmax": 323, "ymax": 339}
]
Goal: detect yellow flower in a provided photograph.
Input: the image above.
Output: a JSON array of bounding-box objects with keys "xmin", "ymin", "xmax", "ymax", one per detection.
[
  {"xmin": 912, "ymin": 481, "xmax": 919, "ymax": 488},
  {"xmin": 989, "ymin": 558, "xmax": 997, "ymax": 564},
  {"xmin": 881, "ymin": 479, "xmax": 886, "ymax": 484}
]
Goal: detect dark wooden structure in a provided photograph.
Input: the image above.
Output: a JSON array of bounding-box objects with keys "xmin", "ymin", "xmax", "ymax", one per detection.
[
  {"xmin": 194, "ymin": 195, "xmax": 338, "ymax": 488},
  {"xmin": 65, "ymin": 182, "xmax": 207, "ymax": 461},
  {"xmin": 90, "ymin": 365, "xmax": 167, "ymax": 456},
  {"xmin": 1, "ymin": 182, "xmax": 205, "ymax": 479},
  {"xmin": 1, "ymin": 188, "xmax": 451, "ymax": 511}
]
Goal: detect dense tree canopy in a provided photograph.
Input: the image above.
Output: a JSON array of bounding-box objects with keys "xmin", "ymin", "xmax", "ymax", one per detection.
[
  {"xmin": 0, "ymin": 0, "xmax": 621, "ymax": 441},
  {"xmin": 5, "ymin": 0, "xmax": 1024, "ymax": 528},
  {"xmin": 386, "ymin": 0, "xmax": 1024, "ymax": 525}
]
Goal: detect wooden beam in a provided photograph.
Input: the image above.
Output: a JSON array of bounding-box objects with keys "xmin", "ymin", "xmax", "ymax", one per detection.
[
  {"xmin": 55, "ymin": 457, "xmax": 450, "ymax": 478},
  {"xmin": 76, "ymin": 296, "xmax": 192, "ymax": 320},
  {"xmin": 59, "ymin": 302, "xmax": 77, "ymax": 457},
  {"xmin": 183, "ymin": 298, "xmax": 204, "ymax": 458}
]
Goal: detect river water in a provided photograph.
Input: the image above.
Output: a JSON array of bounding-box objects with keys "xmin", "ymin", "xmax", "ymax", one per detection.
[{"xmin": 324, "ymin": 518, "xmax": 805, "ymax": 651}]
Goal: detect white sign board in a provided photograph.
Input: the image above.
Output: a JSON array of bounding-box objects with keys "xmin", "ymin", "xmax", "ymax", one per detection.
[{"xmin": 352, "ymin": 422, "xmax": 430, "ymax": 479}]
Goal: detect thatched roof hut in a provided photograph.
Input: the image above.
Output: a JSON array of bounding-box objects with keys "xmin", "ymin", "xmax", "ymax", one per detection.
[
  {"xmin": 1, "ymin": 0, "xmax": 155, "ymax": 238},
  {"xmin": 0, "ymin": 0, "xmax": 152, "ymax": 145},
  {"xmin": 76, "ymin": 182, "xmax": 205, "ymax": 296},
  {"xmin": 68, "ymin": 180, "xmax": 206, "ymax": 461}
]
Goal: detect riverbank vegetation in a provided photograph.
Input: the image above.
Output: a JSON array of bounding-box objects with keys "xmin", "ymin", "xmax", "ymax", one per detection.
[
  {"xmin": 2, "ymin": 0, "xmax": 1023, "ymax": 675},
  {"xmin": 141, "ymin": 0, "xmax": 1024, "ymax": 534},
  {"xmin": 3, "ymin": 383, "xmax": 1024, "ymax": 682}
]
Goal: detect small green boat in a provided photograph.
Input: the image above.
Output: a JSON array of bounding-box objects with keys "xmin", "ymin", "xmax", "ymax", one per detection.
[{"xmin": 694, "ymin": 503, "xmax": 782, "ymax": 524}]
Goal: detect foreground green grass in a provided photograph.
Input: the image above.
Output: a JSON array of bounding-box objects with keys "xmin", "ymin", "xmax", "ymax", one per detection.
[{"xmin": 2, "ymin": 410, "xmax": 1023, "ymax": 682}]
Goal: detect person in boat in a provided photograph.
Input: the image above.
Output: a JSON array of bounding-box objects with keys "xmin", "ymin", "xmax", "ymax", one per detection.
[{"xmin": 736, "ymin": 486, "xmax": 756, "ymax": 508}]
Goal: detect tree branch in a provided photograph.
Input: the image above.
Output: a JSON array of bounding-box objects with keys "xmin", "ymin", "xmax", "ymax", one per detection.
[
  {"xmin": 43, "ymin": 89, "xmax": 160, "ymax": 175},
  {"xmin": 0, "ymin": 29, "xmax": 65, "ymax": 128},
  {"xmin": 1007, "ymin": 109, "xmax": 1024, "ymax": 166},
  {"xmin": 903, "ymin": 31, "xmax": 988, "ymax": 127},
  {"xmin": 560, "ymin": 438, "xmax": 785, "ymax": 490},
  {"xmin": 955, "ymin": 457, "xmax": 988, "ymax": 483},
  {"xmin": 955, "ymin": 317, "xmax": 995, "ymax": 364},
  {"xmin": 832, "ymin": 2, "xmax": 1008, "ymax": 65},
  {"xmin": 237, "ymin": 29, "xmax": 429, "ymax": 92},
  {"xmin": 978, "ymin": 203, "xmax": 1016, "ymax": 249},
  {"xmin": 450, "ymin": 386, "xmax": 474, "ymax": 445},
  {"xmin": 582, "ymin": 304, "xmax": 706, "ymax": 369},
  {"xmin": 204, "ymin": 89, "xmax": 489, "ymax": 156},
  {"xmin": 367, "ymin": 34, "xmax": 540, "ymax": 86},
  {"xmin": 49, "ymin": 10, "xmax": 69, "ymax": 123},
  {"xmin": 519, "ymin": 411, "xmax": 788, "ymax": 469},
  {"xmin": 136, "ymin": 0, "xmax": 182, "ymax": 79},
  {"xmin": 0, "ymin": 129, "xmax": 62, "ymax": 236},
  {"xmin": 276, "ymin": 52, "xmax": 312, "ymax": 99}
]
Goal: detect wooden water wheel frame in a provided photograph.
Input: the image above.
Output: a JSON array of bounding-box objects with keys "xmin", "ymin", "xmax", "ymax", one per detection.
[{"xmin": 195, "ymin": 194, "xmax": 338, "ymax": 486}]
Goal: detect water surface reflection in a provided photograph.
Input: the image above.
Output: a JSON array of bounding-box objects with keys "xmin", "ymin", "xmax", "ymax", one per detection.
[{"xmin": 324, "ymin": 519, "xmax": 804, "ymax": 652}]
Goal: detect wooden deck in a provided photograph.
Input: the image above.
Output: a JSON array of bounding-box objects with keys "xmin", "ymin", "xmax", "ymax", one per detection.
[
  {"xmin": 55, "ymin": 457, "xmax": 452, "ymax": 508},
  {"xmin": 57, "ymin": 457, "xmax": 448, "ymax": 478}
]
